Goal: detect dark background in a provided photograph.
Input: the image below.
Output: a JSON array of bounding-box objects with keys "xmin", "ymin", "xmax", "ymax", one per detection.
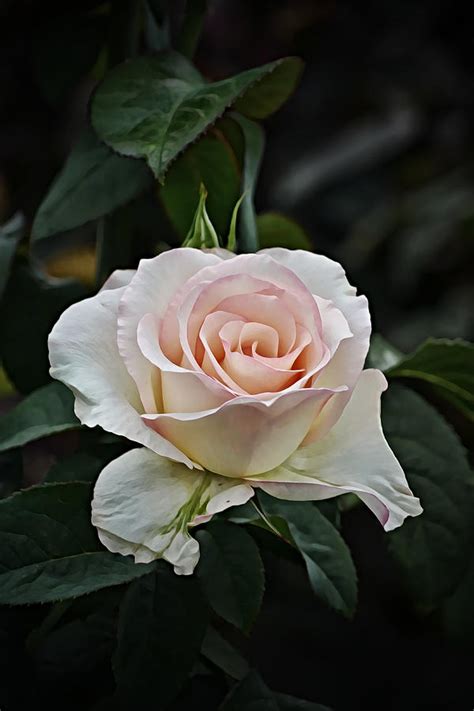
[{"xmin": 0, "ymin": 1, "xmax": 473, "ymax": 709}]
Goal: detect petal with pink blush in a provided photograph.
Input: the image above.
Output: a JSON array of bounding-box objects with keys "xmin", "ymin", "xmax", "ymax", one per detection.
[
  {"xmin": 249, "ymin": 370, "xmax": 422, "ymax": 531},
  {"xmin": 117, "ymin": 249, "xmax": 221, "ymax": 409},
  {"xmin": 137, "ymin": 312, "xmax": 233, "ymax": 412},
  {"xmin": 221, "ymin": 346, "xmax": 302, "ymax": 394},
  {"xmin": 48, "ymin": 286, "xmax": 194, "ymax": 467},
  {"xmin": 100, "ymin": 269, "xmax": 136, "ymax": 292},
  {"xmin": 260, "ymin": 249, "xmax": 371, "ymax": 388},
  {"xmin": 142, "ymin": 387, "xmax": 344, "ymax": 478}
]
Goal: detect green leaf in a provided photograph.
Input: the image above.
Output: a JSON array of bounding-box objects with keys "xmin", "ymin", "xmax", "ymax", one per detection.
[
  {"xmin": 196, "ymin": 520, "xmax": 264, "ymax": 632},
  {"xmin": 231, "ymin": 113, "xmax": 265, "ymax": 252},
  {"xmin": 0, "ymin": 212, "xmax": 25, "ymax": 301},
  {"xmin": 32, "ymin": 128, "xmax": 152, "ymax": 241},
  {"xmin": 275, "ymin": 693, "xmax": 332, "ymax": 711},
  {"xmin": 0, "ymin": 260, "xmax": 88, "ymax": 393},
  {"xmin": 0, "ymin": 381, "xmax": 78, "ymax": 453},
  {"xmin": 256, "ymin": 212, "xmax": 312, "ymax": 250},
  {"xmin": 182, "ymin": 184, "xmax": 220, "ymax": 249},
  {"xmin": 91, "ymin": 52, "xmax": 294, "ymax": 179},
  {"xmin": 259, "ymin": 494, "xmax": 357, "ymax": 617},
  {"xmin": 160, "ymin": 131, "xmax": 240, "ymax": 238},
  {"xmin": 219, "ymin": 671, "xmax": 279, "ymax": 711},
  {"xmin": 220, "ymin": 671, "xmax": 331, "ymax": 711},
  {"xmin": 0, "ymin": 482, "xmax": 154, "ymax": 605},
  {"xmin": 201, "ymin": 626, "xmax": 249, "ymax": 680},
  {"xmin": 114, "ymin": 566, "xmax": 208, "ymax": 706},
  {"xmin": 384, "ymin": 384, "xmax": 474, "ymax": 606},
  {"xmin": 234, "ymin": 57, "xmax": 304, "ymax": 120},
  {"xmin": 387, "ymin": 338, "xmax": 474, "ymax": 421},
  {"xmin": 366, "ymin": 333, "xmax": 403, "ymax": 371}
]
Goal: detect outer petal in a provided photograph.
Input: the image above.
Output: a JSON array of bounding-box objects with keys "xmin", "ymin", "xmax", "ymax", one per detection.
[
  {"xmin": 100, "ymin": 269, "xmax": 136, "ymax": 292},
  {"xmin": 260, "ymin": 249, "xmax": 371, "ymax": 388},
  {"xmin": 143, "ymin": 387, "xmax": 346, "ymax": 478},
  {"xmin": 249, "ymin": 369, "xmax": 422, "ymax": 531},
  {"xmin": 91, "ymin": 448, "xmax": 254, "ymax": 575},
  {"xmin": 48, "ymin": 286, "xmax": 194, "ymax": 467},
  {"xmin": 117, "ymin": 248, "xmax": 221, "ymax": 410}
]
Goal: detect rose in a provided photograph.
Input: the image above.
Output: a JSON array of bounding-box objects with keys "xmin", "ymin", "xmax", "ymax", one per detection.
[{"xmin": 49, "ymin": 248, "xmax": 421, "ymax": 574}]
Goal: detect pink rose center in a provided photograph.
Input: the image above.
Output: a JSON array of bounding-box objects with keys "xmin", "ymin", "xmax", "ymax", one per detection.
[{"xmin": 159, "ymin": 271, "xmax": 329, "ymax": 396}]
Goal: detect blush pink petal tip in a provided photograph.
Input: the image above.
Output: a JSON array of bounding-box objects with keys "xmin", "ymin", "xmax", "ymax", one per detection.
[{"xmin": 249, "ymin": 369, "xmax": 422, "ymax": 531}]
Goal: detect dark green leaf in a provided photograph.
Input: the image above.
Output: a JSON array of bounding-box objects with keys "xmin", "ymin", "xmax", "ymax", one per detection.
[
  {"xmin": 257, "ymin": 212, "xmax": 312, "ymax": 250},
  {"xmin": 231, "ymin": 113, "xmax": 265, "ymax": 252},
  {"xmin": 0, "ymin": 482, "xmax": 154, "ymax": 605},
  {"xmin": 275, "ymin": 693, "xmax": 332, "ymax": 711},
  {"xmin": 387, "ymin": 338, "xmax": 474, "ymax": 421},
  {"xmin": 0, "ymin": 260, "xmax": 88, "ymax": 393},
  {"xmin": 160, "ymin": 132, "xmax": 240, "ymax": 238},
  {"xmin": 0, "ymin": 382, "xmax": 78, "ymax": 453},
  {"xmin": 234, "ymin": 57, "xmax": 304, "ymax": 120},
  {"xmin": 196, "ymin": 520, "xmax": 264, "ymax": 632},
  {"xmin": 384, "ymin": 384, "xmax": 474, "ymax": 606},
  {"xmin": 201, "ymin": 626, "xmax": 249, "ymax": 680},
  {"xmin": 114, "ymin": 566, "xmax": 208, "ymax": 706},
  {"xmin": 220, "ymin": 671, "xmax": 331, "ymax": 711},
  {"xmin": 46, "ymin": 452, "xmax": 105, "ymax": 484},
  {"xmin": 0, "ymin": 449, "xmax": 22, "ymax": 499},
  {"xmin": 91, "ymin": 52, "xmax": 294, "ymax": 179},
  {"xmin": 0, "ymin": 212, "xmax": 25, "ymax": 301},
  {"xmin": 32, "ymin": 128, "xmax": 152, "ymax": 241},
  {"xmin": 259, "ymin": 494, "xmax": 357, "ymax": 617},
  {"xmin": 219, "ymin": 671, "xmax": 279, "ymax": 711}
]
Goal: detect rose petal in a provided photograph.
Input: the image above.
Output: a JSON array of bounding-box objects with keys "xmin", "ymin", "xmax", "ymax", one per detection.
[
  {"xmin": 137, "ymin": 312, "xmax": 234, "ymax": 412},
  {"xmin": 261, "ymin": 249, "xmax": 371, "ymax": 388},
  {"xmin": 142, "ymin": 387, "xmax": 345, "ymax": 478},
  {"xmin": 117, "ymin": 249, "xmax": 221, "ymax": 410},
  {"xmin": 48, "ymin": 286, "xmax": 194, "ymax": 467},
  {"xmin": 91, "ymin": 447, "xmax": 254, "ymax": 574},
  {"xmin": 100, "ymin": 269, "xmax": 136, "ymax": 292},
  {"xmin": 249, "ymin": 370, "xmax": 422, "ymax": 531}
]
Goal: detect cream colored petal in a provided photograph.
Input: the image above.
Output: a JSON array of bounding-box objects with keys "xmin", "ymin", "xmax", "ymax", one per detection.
[
  {"xmin": 250, "ymin": 370, "xmax": 422, "ymax": 531},
  {"xmin": 261, "ymin": 249, "xmax": 371, "ymax": 388},
  {"xmin": 48, "ymin": 286, "xmax": 193, "ymax": 467},
  {"xmin": 142, "ymin": 387, "xmax": 344, "ymax": 478},
  {"xmin": 92, "ymin": 448, "xmax": 254, "ymax": 575}
]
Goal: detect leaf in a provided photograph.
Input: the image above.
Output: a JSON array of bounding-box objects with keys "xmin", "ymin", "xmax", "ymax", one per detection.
[
  {"xmin": 234, "ymin": 57, "xmax": 304, "ymax": 119},
  {"xmin": 91, "ymin": 52, "xmax": 296, "ymax": 179},
  {"xmin": 219, "ymin": 671, "xmax": 279, "ymax": 711},
  {"xmin": 220, "ymin": 671, "xmax": 331, "ymax": 711},
  {"xmin": 275, "ymin": 693, "xmax": 332, "ymax": 711},
  {"xmin": 259, "ymin": 494, "xmax": 357, "ymax": 617},
  {"xmin": 160, "ymin": 131, "xmax": 240, "ymax": 238},
  {"xmin": 384, "ymin": 384, "xmax": 474, "ymax": 606},
  {"xmin": 32, "ymin": 127, "xmax": 152, "ymax": 241},
  {"xmin": 387, "ymin": 338, "xmax": 474, "ymax": 421},
  {"xmin": 201, "ymin": 626, "xmax": 249, "ymax": 680},
  {"xmin": 114, "ymin": 566, "xmax": 208, "ymax": 706},
  {"xmin": 0, "ymin": 482, "xmax": 154, "ymax": 605},
  {"xmin": 0, "ymin": 260, "xmax": 88, "ymax": 393},
  {"xmin": 0, "ymin": 382, "xmax": 78, "ymax": 453},
  {"xmin": 196, "ymin": 520, "xmax": 264, "ymax": 632},
  {"xmin": 231, "ymin": 113, "xmax": 265, "ymax": 252},
  {"xmin": 257, "ymin": 212, "xmax": 312, "ymax": 250},
  {"xmin": 0, "ymin": 212, "xmax": 25, "ymax": 301}
]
